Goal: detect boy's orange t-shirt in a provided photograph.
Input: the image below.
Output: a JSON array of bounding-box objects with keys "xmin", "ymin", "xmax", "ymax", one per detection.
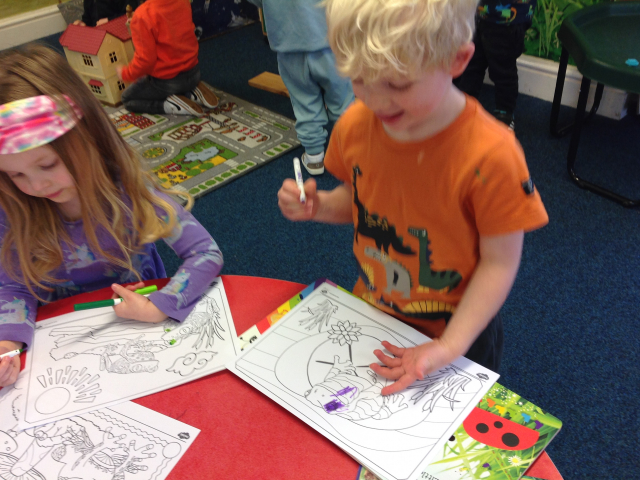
[
  {"xmin": 324, "ymin": 97, "xmax": 548, "ymax": 339},
  {"xmin": 121, "ymin": 0, "xmax": 199, "ymax": 83}
]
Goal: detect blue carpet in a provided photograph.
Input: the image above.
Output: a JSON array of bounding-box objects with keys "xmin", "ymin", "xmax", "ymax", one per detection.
[{"xmin": 20, "ymin": 23, "xmax": 640, "ymax": 478}]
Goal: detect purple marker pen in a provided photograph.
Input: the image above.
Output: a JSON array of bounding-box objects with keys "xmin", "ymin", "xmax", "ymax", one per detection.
[{"xmin": 293, "ymin": 157, "xmax": 306, "ymax": 204}]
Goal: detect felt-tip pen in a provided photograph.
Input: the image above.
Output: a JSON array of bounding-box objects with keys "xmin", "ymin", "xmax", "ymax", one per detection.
[
  {"xmin": 73, "ymin": 285, "xmax": 158, "ymax": 311},
  {"xmin": 0, "ymin": 348, "xmax": 24, "ymax": 360},
  {"xmin": 293, "ymin": 157, "xmax": 306, "ymax": 204}
]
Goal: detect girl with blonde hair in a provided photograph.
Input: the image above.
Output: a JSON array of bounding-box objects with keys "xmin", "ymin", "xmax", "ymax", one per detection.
[{"xmin": 0, "ymin": 45, "xmax": 223, "ymax": 387}]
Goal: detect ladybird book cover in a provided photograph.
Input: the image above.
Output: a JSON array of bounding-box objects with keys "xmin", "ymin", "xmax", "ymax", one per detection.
[
  {"xmin": 228, "ymin": 281, "xmax": 500, "ymax": 480},
  {"xmin": 357, "ymin": 382, "xmax": 562, "ymax": 480}
]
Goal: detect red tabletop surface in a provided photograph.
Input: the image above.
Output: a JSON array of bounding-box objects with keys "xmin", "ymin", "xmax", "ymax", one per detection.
[{"xmin": 32, "ymin": 275, "xmax": 562, "ymax": 480}]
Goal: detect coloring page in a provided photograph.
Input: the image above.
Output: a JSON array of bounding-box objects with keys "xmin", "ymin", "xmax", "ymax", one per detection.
[
  {"xmin": 21, "ymin": 279, "xmax": 238, "ymax": 428},
  {"xmin": 0, "ymin": 381, "xmax": 198, "ymax": 480},
  {"xmin": 227, "ymin": 282, "xmax": 499, "ymax": 480}
]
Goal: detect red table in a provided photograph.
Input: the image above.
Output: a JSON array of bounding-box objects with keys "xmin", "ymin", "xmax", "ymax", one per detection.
[{"xmin": 34, "ymin": 275, "xmax": 562, "ymax": 480}]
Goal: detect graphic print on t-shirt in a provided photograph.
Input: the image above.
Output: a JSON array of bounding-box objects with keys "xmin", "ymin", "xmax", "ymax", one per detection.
[
  {"xmin": 408, "ymin": 227, "xmax": 462, "ymax": 294},
  {"xmin": 352, "ymin": 166, "xmax": 414, "ymax": 255},
  {"xmin": 351, "ymin": 166, "xmax": 459, "ymax": 323}
]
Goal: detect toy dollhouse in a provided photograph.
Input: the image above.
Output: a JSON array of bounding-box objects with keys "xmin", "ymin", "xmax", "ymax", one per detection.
[{"xmin": 59, "ymin": 15, "xmax": 134, "ymax": 107}]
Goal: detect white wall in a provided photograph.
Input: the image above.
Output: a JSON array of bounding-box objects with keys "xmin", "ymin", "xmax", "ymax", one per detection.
[{"xmin": 0, "ymin": 5, "xmax": 67, "ymax": 51}]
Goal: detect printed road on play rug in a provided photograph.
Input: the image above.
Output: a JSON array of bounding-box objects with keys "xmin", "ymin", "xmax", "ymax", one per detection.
[{"xmin": 106, "ymin": 84, "xmax": 300, "ymax": 198}]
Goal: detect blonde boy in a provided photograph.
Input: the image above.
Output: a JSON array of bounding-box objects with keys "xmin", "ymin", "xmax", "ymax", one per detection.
[{"xmin": 277, "ymin": 0, "xmax": 548, "ymax": 394}]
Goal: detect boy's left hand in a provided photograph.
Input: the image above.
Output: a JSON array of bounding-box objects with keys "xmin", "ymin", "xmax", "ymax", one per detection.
[
  {"xmin": 370, "ymin": 339, "xmax": 456, "ymax": 396},
  {"xmin": 110, "ymin": 283, "xmax": 167, "ymax": 323},
  {"xmin": 116, "ymin": 66, "xmax": 124, "ymax": 80}
]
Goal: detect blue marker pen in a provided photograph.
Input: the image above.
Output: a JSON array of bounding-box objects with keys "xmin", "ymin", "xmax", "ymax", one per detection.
[{"xmin": 293, "ymin": 157, "xmax": 306, "ymax": 204}]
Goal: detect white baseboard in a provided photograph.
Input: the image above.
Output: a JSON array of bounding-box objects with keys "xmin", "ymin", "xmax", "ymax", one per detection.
[
  {"xmin": 0, "ymin": 9, "xmax": 630, "ymax": 120},
  {"xmin": 0, "ymin": 5, "xmax": 67, "ymax": 51},
  {"xmin": 510, "ymin": 55, "xmax": 627, "ymax": 120}
]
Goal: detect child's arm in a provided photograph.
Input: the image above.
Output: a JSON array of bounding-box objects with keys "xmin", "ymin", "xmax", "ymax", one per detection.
[
  {"xmin": 119, "ymin": 13, "xmax": 158, "ymax": 84},
  {"xmin": 0, "ymin": 258, "xmax": 37, "ymax": 387},
  {"xmin": 371, "ymin": 231, "xmax": 524, "ymax": 395},
  {"xmin": 112, "ymin": 194, "xmax": 223, "ymax": 323},
  {"xmin": 0, "ymin": 277, "xmax": 33, "ymax": 387},
  {"xmin": 278, "ymin": 178, "xmax": 353, "ymax": 224}
]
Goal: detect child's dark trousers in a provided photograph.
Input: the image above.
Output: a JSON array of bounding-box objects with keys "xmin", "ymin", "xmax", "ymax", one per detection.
[
  {"xmin": 456, "ymin": 21, "xmax": 528, "ymax": 115},
  {"xmin": 121, "ymin": 64, "xmax": 201, "ymax": 114}
]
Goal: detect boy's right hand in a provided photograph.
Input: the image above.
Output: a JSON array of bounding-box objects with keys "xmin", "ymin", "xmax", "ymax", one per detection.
[
  {"xmin": 278, "ymin": 178, "xmax": 318, "ymax": 221},
  {"xmin": 370, "ymin": 339, "xmax": 455, "ymax": 395},
  {"xmin": 0, "ymin": 340, "xmax": 22, "ymax": 387}
]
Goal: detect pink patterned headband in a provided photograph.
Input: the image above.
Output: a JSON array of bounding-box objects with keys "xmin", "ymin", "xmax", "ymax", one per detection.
[{"xmin": 0, "ymin": 95, "xmax": 83, "ymax": 155}]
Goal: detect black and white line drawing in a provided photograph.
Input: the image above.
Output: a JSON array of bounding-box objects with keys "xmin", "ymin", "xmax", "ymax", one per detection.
[
  {"xmin": 161, "ymin": 293, "xmax": 224, "ymax": 349},
  {"xmin": 0, "ymin": 398, "xmax": 198, "ymax": 480},
  {"xmin": 228, "ymin": 282, "xmax": 499, "ymax": 480},
  {"xmin": 33, "ymin": 367, "xmax": 102, "ymax": 416},
  {"xmin": 166, "ymin": 351, "xmax": 217, "ymax": 376},
  {"xmin": 22, "ymin": 279, "xmax": 238, "ymax": 429}
]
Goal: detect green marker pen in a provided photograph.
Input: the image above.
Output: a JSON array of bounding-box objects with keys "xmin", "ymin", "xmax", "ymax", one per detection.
[{"xmin": 73, "ymin": 285, "xmax": 158, "ymax": 311}]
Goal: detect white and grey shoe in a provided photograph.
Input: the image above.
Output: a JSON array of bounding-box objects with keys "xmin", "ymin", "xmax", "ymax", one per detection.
[
  {"xmin": 301, "ymin": 151, "xmax": 325, "ymax": 175},
  {"xmin": 189, "ymin": 82, "xmax": 219, "ymax": 108},
  {"xmin": 164, "ymin": 95, "xmax": 204, "ymax": 115}
]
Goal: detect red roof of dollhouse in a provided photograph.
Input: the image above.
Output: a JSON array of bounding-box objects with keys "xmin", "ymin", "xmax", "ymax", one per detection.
[
  {"xmin": 96, "ymin": 15, "xmax": 131, "ymax": 42},
  {"xmin": 59, "ymin": 15, "xmax": 131, "ymax": 55},
  {"xmin": 88, "ymin": 79, "xmax": 104, "ymax": 87}
]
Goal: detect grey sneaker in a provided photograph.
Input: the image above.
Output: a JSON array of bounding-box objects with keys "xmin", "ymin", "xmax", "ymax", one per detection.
[
  {"xmin": 301, "ymin": 152, "xmax": 324, "ymax": 175},
  {"xmin": 164, "ymin": 95, "xmax": 204, "ymax": 115}
]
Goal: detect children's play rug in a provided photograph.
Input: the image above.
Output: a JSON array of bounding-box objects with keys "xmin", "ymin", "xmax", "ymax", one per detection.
[{"xmin": 105, "ymin": 84, "xmax": 299, "ymax": 198}]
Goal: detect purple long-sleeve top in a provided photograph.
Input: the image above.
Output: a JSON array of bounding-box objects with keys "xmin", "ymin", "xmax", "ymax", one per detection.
[{"xmin": 0, "ymin": 191, "xmax": 223, "ymax": 349}]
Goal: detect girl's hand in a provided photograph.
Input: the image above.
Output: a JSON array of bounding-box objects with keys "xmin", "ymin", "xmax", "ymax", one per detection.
[
  {"xmin": 369, "ymin": 339, "xmax": 456, "ymax": 396},
  {"xmin": 111, "ymin": 281, "xmax": 146, "ymax": 298},
  {"xmin": 0, "ymin": 340, "xmax": 23, "ymax": 387},
  {"xmin": 278, "ymin": 178, "xmax": 318, "ymax": 221},
  {"xmin": 110, "ymin": 284, "xmax": 167, "ymax": 324}
]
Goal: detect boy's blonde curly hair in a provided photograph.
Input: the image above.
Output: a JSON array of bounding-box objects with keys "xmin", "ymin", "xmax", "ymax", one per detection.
[{"xmin": 325, "ymin": 0, "xmax": 478, "ymax": 81}]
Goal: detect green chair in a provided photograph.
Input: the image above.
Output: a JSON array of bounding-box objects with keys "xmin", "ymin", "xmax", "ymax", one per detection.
[{"xmin": 549, "ymin": 2, "xmax": 640, "ymax": 207}]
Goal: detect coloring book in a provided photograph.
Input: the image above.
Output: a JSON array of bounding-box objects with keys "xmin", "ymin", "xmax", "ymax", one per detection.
[
  {"xmin": 20, "ymin": 278, "xmax": 238, "ymax": 429},
  {"xmin": 228, "ymin": 281, "xmax": 500, "ymax": 480},
  {"xmin": 238, "ymin": 280, "xmax": 562, "ymax": 480},
  {"xmin": 0, "ymin": 370, "xmax": 199, "ymax": 480}
]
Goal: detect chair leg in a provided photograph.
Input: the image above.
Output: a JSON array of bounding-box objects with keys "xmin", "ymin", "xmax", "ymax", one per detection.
[
  {"xmin": 567, "ymin": 75, "xmax": 590, "ymax": 179},
  {"xmin": 550, "ymin": 48, "xmax": 570, "ymax": 137},
  {"xmin": 567, "ymin": 76, "xmax": 640, "ymax": 208},
  {"xmin": 585, "ymin": 82, "xmax": 605, "ymax": 122},
  {"xmin": 550, "ymin": 49, "xmax": 605, "ymax": 138}
]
